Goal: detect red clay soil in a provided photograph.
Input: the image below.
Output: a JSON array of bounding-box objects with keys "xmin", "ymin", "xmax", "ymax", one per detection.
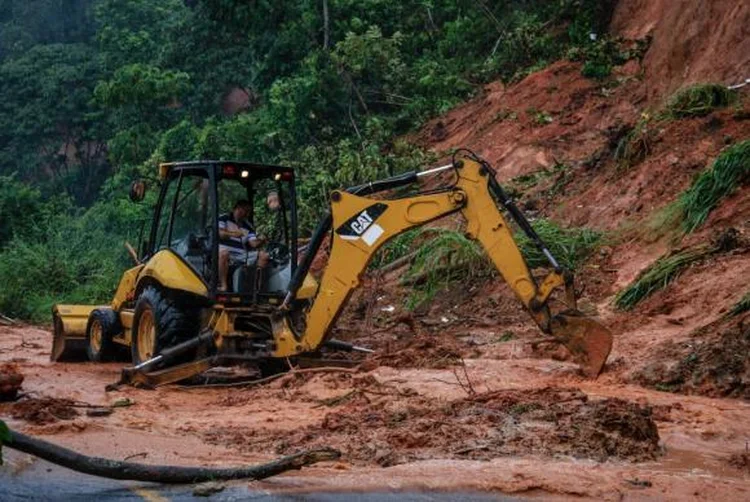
[
  {"xmin": 632, "ymin": 313, "xmax": 750, "ymax": 399},
  {"xmin": 7, "ymin": 397, "xmax": 80, "ymax": 425},
  {"xmin": 205, "ymin": 385, "xmax": 660, "ymax": 467},
  {"xmin": 3, "ymin": 324, "xmax": 750, "ymax": 499},
  {"xmin": 611, "ymin": 0, "xmax": 750, "ymax": 101}
]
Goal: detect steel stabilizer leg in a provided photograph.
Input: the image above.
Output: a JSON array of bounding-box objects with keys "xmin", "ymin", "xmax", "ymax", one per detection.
[{"xmin": 107, "ymin": 331, "xmax": 217, "ymax": 389}]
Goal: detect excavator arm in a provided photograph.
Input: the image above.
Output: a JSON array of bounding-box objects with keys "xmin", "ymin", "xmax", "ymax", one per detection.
[{"xmin": 281, "ymin": 155, "xmax": 613, "ymax": 377}]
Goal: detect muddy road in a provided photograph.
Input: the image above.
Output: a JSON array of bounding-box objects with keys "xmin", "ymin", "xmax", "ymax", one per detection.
[{"xmin": 1, "ymin": 316, "xmax": 749, "ymax": 500}]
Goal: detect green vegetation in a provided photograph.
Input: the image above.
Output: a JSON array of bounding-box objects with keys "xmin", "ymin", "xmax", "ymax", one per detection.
[
  {"xmin": 497, "ymin": 331, "xmax": 516, "ymax": 342},
  {"xmin": 369, "ymin": 228, "xmax": 422, "ymax": 270},
  {"xmin": 614, "ymin": 246, "xmax": 711, "ymax": 310},
  {"xmin": 516, "ymin": 219, "xmax": 601, "ymax": 269},
  {"xmin": 403, "ymin": 229, "xmax": 492, "ymax": 309},
  {"xmin": 728, "ymin": 291, "xmax": 750, "ymax": 317},
  {"xmin": 527, "ymin": 107, "xmax": 554, "ymax": 126},
  {"xmin": 0, "ymin": 0, "xmax": 617, "ymax": 319},
  {"xmin": 0, "ymin": 419, "xmax": 9, "ymax": 465},
  {"xmin": 678, "ymin": 140, "xmax": 750, "ymax": 233},
  {"xmin": 402, "ymin": 221, "xmax": 600, "ymax": 308},
  {"xmin": 570, "ymin": 37, "xmax": 626, "ymax": 80},
  {"xmin": 663, "ymin": 83, "xmax": 736, "ymax": 119}
]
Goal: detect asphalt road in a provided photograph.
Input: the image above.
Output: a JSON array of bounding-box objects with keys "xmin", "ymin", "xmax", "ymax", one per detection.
[{"xmin": 1, "ymin": 452, "xmax": 516, "ymax": 501}]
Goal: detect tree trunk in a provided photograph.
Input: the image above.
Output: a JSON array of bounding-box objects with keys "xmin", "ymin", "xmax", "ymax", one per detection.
[{"xmin": 322, "ymin": 0, "xmax": 330, "ymax": 50}]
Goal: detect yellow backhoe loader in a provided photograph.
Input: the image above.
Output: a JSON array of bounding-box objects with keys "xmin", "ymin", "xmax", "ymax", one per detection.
[{"xmin": 51, "ymin": 150, "xmax": 613, "ymax": 386}]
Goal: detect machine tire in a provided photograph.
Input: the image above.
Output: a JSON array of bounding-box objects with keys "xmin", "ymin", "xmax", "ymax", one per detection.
[
  {"xmin": 131, "ymin": 286, "xmax": 200, "ymax": 366},
  {"xmin": 85, "ymin": 309, "xmax": 121, "ymax": 362}
]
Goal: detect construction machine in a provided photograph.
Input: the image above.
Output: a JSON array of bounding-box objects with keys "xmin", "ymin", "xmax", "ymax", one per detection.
[{"xmin": 51, "ymin": 150, "xmax": 613, "ymax": 386}]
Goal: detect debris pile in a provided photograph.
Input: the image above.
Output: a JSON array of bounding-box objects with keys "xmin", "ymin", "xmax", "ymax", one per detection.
[{"xmin": 206, "ymin": 386, "xmax": 661, "ymax": 466}]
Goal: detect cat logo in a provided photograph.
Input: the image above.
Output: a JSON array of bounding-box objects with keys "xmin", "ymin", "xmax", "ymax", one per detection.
[
  {"xmin": 336, "ymin": 203, "xmax": 387, "ymax": 247},
  {"xmin": 350, "ymin": 211, "xmax": 374, "ymax": 235}
]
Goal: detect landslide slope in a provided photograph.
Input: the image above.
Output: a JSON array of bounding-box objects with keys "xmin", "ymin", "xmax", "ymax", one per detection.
[{"xmin": 408, "ymin": 0, "xmax": 750, "ymax": 393}]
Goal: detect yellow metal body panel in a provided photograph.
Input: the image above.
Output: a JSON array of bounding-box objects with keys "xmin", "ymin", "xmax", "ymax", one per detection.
[
  {"xmin": 111, "ymin": 265, "xmax": 144, "ymax": 311},
  {"xmin": 296, "ymin": 274, "xmax": 318, "ymax": 300},
  {"xmin": 273, "ymin": 189, "xmax": 463, "ymax": 357},
  {"xmin": 138, "ymin": 249, "xmax": 209, "ymax": 298},
  {"xmin": 52, "ymin": 304, "xmax": 102, "ymax": 338},
  {"xmin": 281, "ymin": 159, "xmax": 580, "ymax": 358},
  {"xmin": 455, "ymin": 159, "xmax": 571, "ymax": 330},
  {"xmin": 117, "ymin": 310, "xmax": 135, "ymax": 345}
]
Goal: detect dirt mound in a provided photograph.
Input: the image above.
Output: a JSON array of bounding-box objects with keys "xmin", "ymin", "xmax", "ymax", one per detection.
[
  {"xmin": 7, "ymin": 397, "xmax": 80, "ymax": 425},
  {"xmin": 632, "ymin": 316, "xmax": 750, "ymax": 399},
  {"xmin": 0, "ymin": 363, "xmax": 24, "ymax": 401},
  {"xmin": 413, "ymin": 61, "xmax": 643, "ymax": 180},
  {"xmin": 212, "ymin": 386, "xmax": 660, "ymax": 466},
  {"xmin": 728, "ymin": 452, "xmax": 750, "ymax": 474},
  {"xmin": 371, "ymin": 333, "xmax": 464, "ymax": 370}
]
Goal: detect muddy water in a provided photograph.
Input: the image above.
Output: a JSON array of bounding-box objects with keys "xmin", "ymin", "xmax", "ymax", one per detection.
[{"xmin": 1, "ymin": 325, "xmax": 749, "ymax": 500}]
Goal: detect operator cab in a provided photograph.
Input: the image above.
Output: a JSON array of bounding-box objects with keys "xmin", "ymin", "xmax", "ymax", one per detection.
[{"xmin": 143, "ymin": 161, "xmax": 298, "ymax": 305}]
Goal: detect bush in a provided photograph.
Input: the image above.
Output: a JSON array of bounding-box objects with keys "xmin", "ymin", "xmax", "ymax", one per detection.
[
  {"xmin": 403, "ymin": 229, "xmax": 492, "ymax": 309},
  {"xmin": 516, "ymin": 219, "xmax": 601, "ymax": 269},
  {"xmin": 0, "ymin": 196, "xmax": 147, "ymax": 321}
]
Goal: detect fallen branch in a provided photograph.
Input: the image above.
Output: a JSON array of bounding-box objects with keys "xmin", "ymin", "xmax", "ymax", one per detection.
[
  {"xmin": 376, "ymin": 250, "xmax": 419, "ymax": 275},
  {"xmin": 6, "ymin": 428, "xmax": 340, "ymax": 484},
  {"xmin": 0, "ymin": 313, "xmax": 18, "ymax": 325}
]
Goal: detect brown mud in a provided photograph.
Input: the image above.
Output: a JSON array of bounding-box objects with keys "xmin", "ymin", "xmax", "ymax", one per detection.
[{"xmin": 2, "ymin": 323, "xmax": 750, "ymax": 499}]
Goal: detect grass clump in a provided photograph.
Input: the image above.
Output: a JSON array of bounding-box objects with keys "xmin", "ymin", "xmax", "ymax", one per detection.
[
  {"xmin": 664, "ymin": 84, "xmax": 736, "ymax": 119},
  {"xmin": 614, "ymin": 246, "xmax": 711, "ymax": 310},
  {"xmin": 403, "ymin": 229, "xmax": 492, "ymax": 309},
  {"xmin": 403, "ymin": 221, "xmax": 600, "ymax": 308},
  {"xmin": 516, "ymin": 219, "xmax": 601, "ymax": 269},
  {"xmin": 679, "ymin": 140, "xmax": 750, "ymax": 233},
  {"xmin": 369, "ymin": 228, "xmax": 421, "ymax": 270},
  {"xmin": 728, "ymin": 292, "xmax": 750, "ymax": 317}
]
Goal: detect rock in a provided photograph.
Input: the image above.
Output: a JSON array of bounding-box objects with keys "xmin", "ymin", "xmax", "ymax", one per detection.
[
  {"xmin": 111, "ymin": 398, "xmax": 135, "ymax": 408},
  {"xmin": 192, "ymin": 482, "xmax": 225, "ymax": 497},
  {"xmin": 86, "ymin": 407, "xmax": 113, "ymax": 417}
]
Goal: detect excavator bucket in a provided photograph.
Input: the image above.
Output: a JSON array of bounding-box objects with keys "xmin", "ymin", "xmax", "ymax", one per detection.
[{"xmin": 550, "ymin": 311, "xmax": 613, "ymax": 378}]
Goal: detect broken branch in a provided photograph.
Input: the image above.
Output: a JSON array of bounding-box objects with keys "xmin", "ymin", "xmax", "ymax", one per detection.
[{"xmin": 6, "ymin": 428, "xmax": 339, "ymax": 484}]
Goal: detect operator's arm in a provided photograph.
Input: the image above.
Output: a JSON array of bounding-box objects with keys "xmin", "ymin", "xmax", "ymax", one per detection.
[
  {"xmin": 240, "ymin": 223, "xmax": 265, "ymax": 249},
  {"xmin": 218, "ymin": 228, "xmax": 244, "ymax": 239}
]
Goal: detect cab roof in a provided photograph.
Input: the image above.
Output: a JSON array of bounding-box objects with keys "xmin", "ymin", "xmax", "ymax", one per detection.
[{"xmin": 158, "ymin": 161, "xmax": 295, "ymax": 180}]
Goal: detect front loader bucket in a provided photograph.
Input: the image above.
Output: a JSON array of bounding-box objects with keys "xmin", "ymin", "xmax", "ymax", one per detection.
[
  {"xmin": 550, "ymin": 310, "xmax": 613, "ymax": 378},
  {"xmin": 51, "ymin": 305, "xmax": 98, "ymax": 362}
]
